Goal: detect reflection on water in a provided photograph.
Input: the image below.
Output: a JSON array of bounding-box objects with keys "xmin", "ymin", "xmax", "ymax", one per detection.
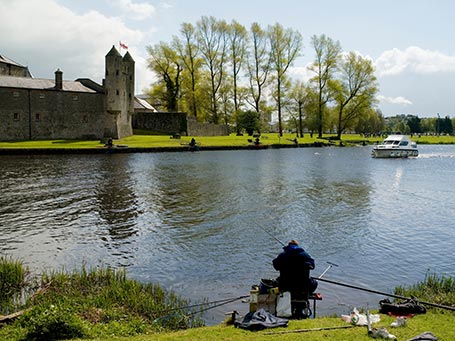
[{"xmin": 1, "ymin": 145, "xmax": 455, "ymax": 323}]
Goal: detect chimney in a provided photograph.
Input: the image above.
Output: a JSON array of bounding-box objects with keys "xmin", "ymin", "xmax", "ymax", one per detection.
[{"xmin": 55, "ymin": 69, "xmax": 63, "ymax": 90}]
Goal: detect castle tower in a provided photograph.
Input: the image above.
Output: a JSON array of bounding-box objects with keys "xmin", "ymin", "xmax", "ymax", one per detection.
[{"xmin": 104, "ymin": 45, "xmax": 134, "ymax": 138}]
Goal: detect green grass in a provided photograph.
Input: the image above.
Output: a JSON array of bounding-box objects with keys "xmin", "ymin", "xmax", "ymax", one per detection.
[
  {"xmin": 1, "ymin": 259, "xmax": 454, "ymax": 340},
  {"xmin": 0, "ymin": 256, "xmax": 28, "ymax": 315},
  {"xmin": 72, "ymin": 312, "xmax": 455, "ymax": 341},
  {"xmin": 0, "ymin": 262, "xmax": 204, "ymax": 340},
  {"xmin": 1, "ymin": 133, "xmax": 454, "ymax": 150}
]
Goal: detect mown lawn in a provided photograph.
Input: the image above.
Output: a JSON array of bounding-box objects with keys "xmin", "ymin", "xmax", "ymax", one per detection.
[
  {"xmin": 80, "ymin": 312, "xmax": 455, "ymax": 341},
  {"xmin": 1, "ymin": 132, "xmax": 455, "ymax": 150}
]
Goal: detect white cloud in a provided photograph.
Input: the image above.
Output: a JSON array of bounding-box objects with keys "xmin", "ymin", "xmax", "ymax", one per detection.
[
  {"xmin": 377, "ymin": 95, "xmax": 413, "ymax": 106},
  {"xmin": 109, "ymin": 0, "xmax": 156, "ymax": 21},
  {"xmin": 290, "ymin": 63, "xmax": 313, "ymax": 82},
  {"xmin": 375, "ymin": 46, "xmax": 455, "ymax": 77},
  {"xmin": 0, "ymin": 0, "xmax": 153, "ymax": 92}
]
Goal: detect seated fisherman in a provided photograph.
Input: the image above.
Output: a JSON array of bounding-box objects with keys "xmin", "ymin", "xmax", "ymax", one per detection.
[{"xmin": 272, "ymin": 240, "xmax": 318, "ymax": 317}]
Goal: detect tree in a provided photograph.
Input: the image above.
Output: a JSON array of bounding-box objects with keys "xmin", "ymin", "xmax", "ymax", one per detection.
[
  {"xmin": 406, "ymin": 115, "xmax": 422, "ymax": 134},
  {"xmin": 147, "ymin": 42, "xmax": 183, "ymax": 112},
  {"xmin": 173, "ymin": 23, "xmax": 202, "ymax": 118},
  {"xmin": 309, "ymin": 34, "xmax": 342, "ymax": 138},
  {"xmin": 332, "ymin": 52, "xmax": 378, "ymax": 139},
  {"xmin": 289, "ymin": 80, "xmax": 310, "ymax": 137},
  {"xmin": 237, "ymin": 110, "xmax": 261, "ymax": 135},
  {"xmin": 268, "ymin": 23, "xmax": 303, "ymax": 136},
  {"xmin": 355, "ymin": 108, "xmax": 385, "ymax": 135},
  {"xmin": 227, "ymin": 20, "xmax": 248, "ymax": 117},
  {"xmin": 197, "ymin": 16, "xmax": 228, "ymax": 124},
  {"xmin": 246, "ymin": 23, "xmax": 272, "ymax": 121}
]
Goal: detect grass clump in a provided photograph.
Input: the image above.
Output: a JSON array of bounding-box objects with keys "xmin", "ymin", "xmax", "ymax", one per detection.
[
  {"xmin": 0, "ymin": 260, "xmax": 204, "ymax": 340},
  {"xmin": 0, "ymin": 256, "xmax": 29, "ymax": 315},
  {"xmin": 394, "ymin": 272, "xmax": 455, "ymax": 310}
]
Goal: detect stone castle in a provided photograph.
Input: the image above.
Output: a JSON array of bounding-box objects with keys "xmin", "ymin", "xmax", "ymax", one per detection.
[{"xmin": 0, "ymin": 46, "xmax": 134, "ymax": 141}]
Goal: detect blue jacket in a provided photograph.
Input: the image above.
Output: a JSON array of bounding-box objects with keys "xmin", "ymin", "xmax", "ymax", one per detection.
[{"xmin": 272, "ymin": 244, "xmax": 316, "ymax": 292}]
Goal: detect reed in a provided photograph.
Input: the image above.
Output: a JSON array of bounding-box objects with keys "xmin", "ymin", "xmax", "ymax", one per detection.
[
  {"xmin": 0, "ymin": 256, "xmax": 28, "ymax": 314},
  {"xmin": 394, "ymin": 272, "xmax": 455, "ymax": 309}
]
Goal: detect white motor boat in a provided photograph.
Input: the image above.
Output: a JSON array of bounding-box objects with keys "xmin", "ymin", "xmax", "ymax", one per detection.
[{"xmin": 371, "ymin": 134, "xmax": 419, "ymax": 158}]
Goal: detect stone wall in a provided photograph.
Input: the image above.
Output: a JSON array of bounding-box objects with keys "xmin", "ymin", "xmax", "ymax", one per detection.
[
  {"xmin": 0, "ymin": 88, "xmax": 108, "ymax": 140},
  {"xmin": 186, "ymin": 116, "xmax": 230, "ymax": 136},
  {"xmin": 133, "ymin": 111, "xmax": 188, "ymax": 135},
  {"xmin": 132, "ymin": 112, "xmax": 230, "ymax": 136}
]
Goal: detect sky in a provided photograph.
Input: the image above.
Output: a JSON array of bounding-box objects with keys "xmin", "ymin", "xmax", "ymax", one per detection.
[{"xmin": 1, "ymin": 0, "xmax": 455, "ymax": 117}]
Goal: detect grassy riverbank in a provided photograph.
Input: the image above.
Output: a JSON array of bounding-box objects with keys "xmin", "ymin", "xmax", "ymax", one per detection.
[
  {"xmin": 1, "ymin": 257, "xmax": 455, "ymax": 340},
  {"xmin": 1, "ymin": 132, "xmax": 455, "ymax": 151}
]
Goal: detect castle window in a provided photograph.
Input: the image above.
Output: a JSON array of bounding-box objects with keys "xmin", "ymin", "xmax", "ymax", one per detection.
[
  {"xmin": 73, "ymin": 95, "xmax": 78, "ymax": 101},
  {"xmin": 13, "ymin": 91, "xmax": 19, "ymax": 98},
  {"xmin": 116, "ymin": 90, "xmax": 119, "ymax": 96},
  {"xmin": 116, "ymin": 70, "xmax": 119, "ymax": 76},
  {"xmin": 35, "ymin": 113, "xmax": 41, "ymax": 121},
  {"xmin": 13, "ymin": 113, "xmax": 19, "ymax": 121},
  {"xmin": 82, "ymin": 114, "xmax": 88, "ymax": 123},
  {"xmin": 39, "ymin": 93, "xmax": 45, "ymax": 99}
]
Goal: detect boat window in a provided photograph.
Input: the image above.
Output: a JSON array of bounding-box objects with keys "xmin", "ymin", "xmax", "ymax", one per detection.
[
  {"xmin": 393, "ymin": 141, "xmax": 400, "ymax": 145},
  {"xmin": 400, "ymin": 141, "xmax": 408, "ymax": 146}
]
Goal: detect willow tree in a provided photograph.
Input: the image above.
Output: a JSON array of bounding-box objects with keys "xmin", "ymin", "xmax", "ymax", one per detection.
[
  {"xmin": 173, "ymin": 22, "xmax": 202, "ymax": 118},
  {"xmin": 268, "ymin": 23, "xmax": 303, "ymax": 136},
  {"xmin": 309, "ymin": 34, "xmax": 342, "ymax": 138},
  {"xmin": 197, "ymin": 16, "xmax": 228, "ymax": 124},
  {"xmin": 332, "ymin": 52, "xmax": 378, "ymax": 139},
  {"xmin": 147, "ymin": 41, "xmax": 182, "ymax": 112}
]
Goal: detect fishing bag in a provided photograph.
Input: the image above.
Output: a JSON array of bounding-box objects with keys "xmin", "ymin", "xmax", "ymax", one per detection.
[
  {"xmin": 379, "ymin": 298, "xmax": 426, "ymax": 315},
  {"xmin": 234, "ymin": 308, "xmax": 288, "ymax": 331}
]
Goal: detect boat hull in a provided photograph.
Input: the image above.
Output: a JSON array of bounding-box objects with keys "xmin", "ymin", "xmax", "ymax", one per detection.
[{"xmin": 371, "ymin": 148, "xmax": 418, "ymax": 158}]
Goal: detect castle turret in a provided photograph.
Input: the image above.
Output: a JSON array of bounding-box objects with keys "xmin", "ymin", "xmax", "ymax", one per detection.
[
  {"xmin": 122, "ymin": 51, "xmax": 135, "ymax": 116},
  {"xmin": 105, "ymin": 45, "xmax": 123, "ymax": 114},
  {"xmin": 103, "ymin": 45, "xmax": 134, "ymax": 138}
]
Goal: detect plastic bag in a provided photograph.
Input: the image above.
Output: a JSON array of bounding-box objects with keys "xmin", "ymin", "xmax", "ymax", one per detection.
[
  {"xmin": 276, "ymin": 292, "xmax": 292, "ymax": 317},
  {"xmin": 341, "ymin": 307, "xmax": 380, "ymax": 326}
]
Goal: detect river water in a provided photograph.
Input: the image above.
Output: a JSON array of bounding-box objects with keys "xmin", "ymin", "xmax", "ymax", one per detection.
[{"xmin": 1, "ymin": 145, "xmax": 454, "ymax": 324}]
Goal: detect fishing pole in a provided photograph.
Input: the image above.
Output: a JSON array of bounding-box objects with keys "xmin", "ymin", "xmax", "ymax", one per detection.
[
  {"xmin": 152, "ymin": 294, "xmax": 249, "ymax": 323},
  {"xmin": 314, "ymin": 276, "xmax": 455, "ymax": 312},
  {"xmin": 254, "ymin": 224, "xmax": 285, "ymax": 246}
]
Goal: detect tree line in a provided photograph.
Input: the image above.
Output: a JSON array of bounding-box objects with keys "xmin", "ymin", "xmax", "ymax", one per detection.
[
  {"xmin": 147, "ymin": 16, "xmax": 382, "ymax": 137},
  {"xmin": 385, "ymin": 114, "xmax": 454, "ymax": 136}
]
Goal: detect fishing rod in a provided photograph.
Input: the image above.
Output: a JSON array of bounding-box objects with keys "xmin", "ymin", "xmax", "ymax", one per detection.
[
  {"xmin": 254, "ymin": 224, "xmax": 285, "ymax": 246},
  {"xmin": 152, "ymin": 294, "xmax": 249, "ymax": 323},
  {"xmin": 314, "ymin": 276, "xmax": 455, "ymax": 312}
]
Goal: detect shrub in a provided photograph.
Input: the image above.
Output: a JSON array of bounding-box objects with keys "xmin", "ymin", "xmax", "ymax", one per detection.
[{"xmin": 20, "ymin": 304, "xmax": 87, "ymax": 341}]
